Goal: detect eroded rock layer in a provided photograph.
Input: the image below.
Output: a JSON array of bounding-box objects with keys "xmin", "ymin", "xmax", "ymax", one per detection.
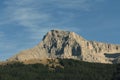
[{"xmin": 8, "ymin": 30, "xmax": 120, "ymax": 64}]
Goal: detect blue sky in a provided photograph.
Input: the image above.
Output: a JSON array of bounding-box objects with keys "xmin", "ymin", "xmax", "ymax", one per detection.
[{"xmin": 0, "ymin": 0, "xmax": 120, "ymax": 61}]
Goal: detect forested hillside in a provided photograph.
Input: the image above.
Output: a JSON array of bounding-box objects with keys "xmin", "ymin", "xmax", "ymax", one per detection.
[{"xmin": 0, "ymin": 59, "xmax": 120, "ymax": 80}]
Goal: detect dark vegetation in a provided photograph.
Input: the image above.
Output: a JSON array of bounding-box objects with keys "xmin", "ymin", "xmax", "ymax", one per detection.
[{"xmin": 0, "ymin": 59, "xmax": 120, "ymax": 80}]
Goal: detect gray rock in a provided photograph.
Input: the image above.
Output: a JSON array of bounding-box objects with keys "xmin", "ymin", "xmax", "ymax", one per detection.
[{"xmin": 8, "ymin": 30, "xmax": 120, "ymax": 64}]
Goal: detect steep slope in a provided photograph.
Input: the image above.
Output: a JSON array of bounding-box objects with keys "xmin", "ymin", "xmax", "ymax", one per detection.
[{"xmin": 8, "ymin": 30, "xmax": 120, "ymax": 64}]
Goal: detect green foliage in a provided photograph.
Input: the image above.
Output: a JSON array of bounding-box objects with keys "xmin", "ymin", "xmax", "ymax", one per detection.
[{"xmin": 0, "ymin": 59, "xmax": 119, "ymax": 80}]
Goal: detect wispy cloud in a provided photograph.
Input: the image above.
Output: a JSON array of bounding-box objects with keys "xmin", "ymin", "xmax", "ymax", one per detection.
[{"xmin": 2, "ymin": 0, "xmax": 106, "ymax": 39}]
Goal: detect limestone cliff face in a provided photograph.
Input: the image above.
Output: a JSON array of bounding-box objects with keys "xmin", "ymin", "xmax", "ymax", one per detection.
[{"xmin": 8, "ymin": 30, "xmax": 120, "ymax": 64}]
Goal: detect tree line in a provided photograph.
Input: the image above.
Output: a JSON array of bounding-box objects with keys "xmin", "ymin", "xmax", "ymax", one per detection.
[{"xmin": 0, "ymin": 59, "xmax": 120, "ymax": 80}]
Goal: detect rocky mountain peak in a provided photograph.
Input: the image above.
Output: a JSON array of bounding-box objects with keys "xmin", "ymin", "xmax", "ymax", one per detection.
[
  {"xmin": 42, "ymin": 30, "xmax": 84, "ymax": 42},
  {"xmin": 41, "ymin": 30, "xmax": 83, "ymax": 59},
  {"xmin": 8, "ymin": 30, "xmax": 120, "ymax": 64}
]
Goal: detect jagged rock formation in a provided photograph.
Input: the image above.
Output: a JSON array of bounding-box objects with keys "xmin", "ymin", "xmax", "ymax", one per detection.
[{"xmin": 8, "ymin": 30, "xmax": 120, "ymax": 64}]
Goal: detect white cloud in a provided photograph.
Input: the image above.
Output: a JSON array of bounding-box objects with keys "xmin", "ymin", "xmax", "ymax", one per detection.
[{"xmin": 2, "ymin": 0, "xmax": 106, "ymax": 40}]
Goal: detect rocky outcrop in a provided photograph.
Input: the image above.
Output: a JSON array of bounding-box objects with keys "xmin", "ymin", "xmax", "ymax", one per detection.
[{"xmin": 8, "ymin": 30, "xmax": 120, "ymax": 64}]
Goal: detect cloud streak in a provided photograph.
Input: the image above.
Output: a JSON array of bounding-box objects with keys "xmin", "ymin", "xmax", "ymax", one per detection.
[{"xmin": 3, "ymin": 0, "xmax": 106, "ymax": 39}]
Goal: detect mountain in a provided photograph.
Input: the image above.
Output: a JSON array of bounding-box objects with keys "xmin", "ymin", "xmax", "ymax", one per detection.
[{"xmin": 8, "ymin": 30, "xmax": 120, "ymax": 64}]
